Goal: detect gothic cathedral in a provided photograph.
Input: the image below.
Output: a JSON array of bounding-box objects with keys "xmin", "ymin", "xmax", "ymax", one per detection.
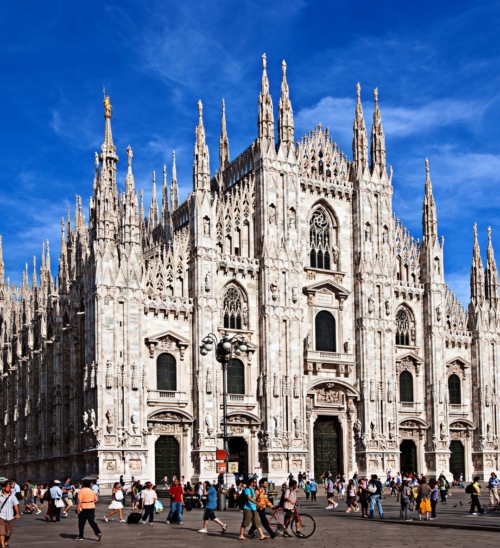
[{"xmin": 0, "ymin": 55, "xmax": 498, "ymax": 484}]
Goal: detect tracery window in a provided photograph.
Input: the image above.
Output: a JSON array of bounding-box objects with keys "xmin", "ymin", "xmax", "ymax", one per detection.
[
  {"xmin": 315, "ymin": 310, "xmax": 336, "ymax": 352},
  {"xmin": 448, "ymin": 374, "xmax": 461, "ymax": 405},
  {"xmin": 227, "ymin": 358, "xmax": 245, "ymax": 394},
  {"xmin": 223, "ymin": 286, "xmax": 243, "ymax": 330},
  {"xmin": 157, "ymin": 353, "xmax": 176, "ymax": 391},
  {"xmin": 395, "ymin": 309, "xmax": 410, "ymax": 346},
  {"xmin": 399, "ymin": 371, "xmax": 414, "ymax": 402},
  {"xmin": 309, "ymin": 210, "xmax": 331, "ymax": 270}
]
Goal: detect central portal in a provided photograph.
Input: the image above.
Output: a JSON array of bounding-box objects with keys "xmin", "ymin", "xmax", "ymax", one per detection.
[
  {"xmin": 155, "ymin": 435, "xmax": 180, "ymax": 484},
  {"xmin": 228, "ymin": 437, "xmax": 248, "ymax": 477},
  {"xmin": 313, "ymin": 416, "xmax": 342, "ymax": 477},
  {"xmin": 400, "ymin": 439, "xmax": 417, "ymax": 475}
]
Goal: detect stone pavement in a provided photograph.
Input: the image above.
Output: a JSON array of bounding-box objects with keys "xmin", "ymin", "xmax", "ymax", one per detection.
[{"xmin": 7, "ymin": 488, "xmax": 500, "ymax": 548}]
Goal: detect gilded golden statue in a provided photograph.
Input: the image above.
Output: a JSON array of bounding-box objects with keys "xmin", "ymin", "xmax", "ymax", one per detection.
[{"xmin": 103, "ymin": 93, "xmax": 112, "ymax": 118}]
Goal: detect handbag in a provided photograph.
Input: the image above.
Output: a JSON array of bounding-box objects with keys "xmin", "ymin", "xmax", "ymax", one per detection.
[
  {"xmin": 54, "ymin": 498, "xmax": 65, "ymax": 508},
  {"xmin": 115, "ymin": 490, "xmax": 124, "ymax": 501}
]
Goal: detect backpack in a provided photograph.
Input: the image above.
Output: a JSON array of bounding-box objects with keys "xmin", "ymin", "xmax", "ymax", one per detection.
[
  {"xmin": 237, "ymin": 491, "xmax": 248, "ymax": 510},
  {"xmin": 43, "ymin": 490, "xmax": 51, "ymax": 502},
  {"xmin": 465, "ymin": 484, "xmax": 473, "ymax": 494},
  {"xmin": 127, "ymin": 512, "xmax": 143, "ymax": 524},
  {"xmin": 367, "ymin": 483, "xmax": 378, "ymax": 494},
  {"xmin": 278, "ymin": 490, "xmax": 287, "ymax": 509}
]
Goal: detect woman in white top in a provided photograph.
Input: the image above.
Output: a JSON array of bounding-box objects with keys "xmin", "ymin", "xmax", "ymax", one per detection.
[{"xmin": 104, "ymin": 482, "xmax": 125, "ymax": 523}]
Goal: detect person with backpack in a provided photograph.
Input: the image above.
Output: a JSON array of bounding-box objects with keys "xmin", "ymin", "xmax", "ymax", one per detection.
[
  {"xmin": 198, "ymin": 481, "xmax": 227, "ymax": 534},
  {"xmin": 248, "ymin": 479, "xmax": 275, "ymax": 538},
  {"xmin": 488, "ymin": 472, "xmax": 499, "ymax": 507},
  {"xmin": 469, "ymin": 476, "xmax": 484, "ymax": 515},
  {"xmin": 399, "ymin": 479, "xmax": 412, "ymax": 522},
  {"xmin": 237, "ymin": 477, "xmax": 269, "ymax": 540},
  {"xmin": 282, "ymin": 480, "xmax": 305, "ymax": 538},
  {"xmin": 367, "ymin": 474, "xmax": 384, "ymax": 519},
  {"xmin": 104, "ymin": 482, "xmax": 125, "ymax": 523}
]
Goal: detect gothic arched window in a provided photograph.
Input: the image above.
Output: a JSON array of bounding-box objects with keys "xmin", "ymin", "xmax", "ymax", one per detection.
[
  {"xmin": 399, "ymin": 371, "xmax": 414, "ymax": 403},
  {"xmin": 395, "ymin": 309, "xmax": 410, "ymax": 346},
  {"xmin": 448, "ymin": 374, "xmax": 461, "ymax": 405},
  {"xmin": 315, "ymin": 310, "xmax": 336, "ymax": 352},
  {"xmin": 227, "ymin": 358, "xmax": 245, "ymax": 394},
  {"xmin": 309, "ymin": 210, "xmax": 332, "ymax": 270},
  {"xmin": 223, "ymin": 286, "xmax": 243, "ymax": 330},
  {"xmin": 157, "ymin": 353, "xmax": 176, "ymax": 391}
]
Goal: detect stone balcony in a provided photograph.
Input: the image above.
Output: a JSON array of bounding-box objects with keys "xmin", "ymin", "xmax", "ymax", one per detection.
[
  {"xmin": 147, "ymin": 390, "xmax": 190, "ymax": 407},
  {"xmin": 304, "ymin": 350, "xmax": 355, "ymax": 377}
]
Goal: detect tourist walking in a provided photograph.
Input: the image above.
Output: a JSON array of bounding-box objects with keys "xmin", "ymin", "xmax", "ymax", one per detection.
[
  {"xmin": 488, "ymin": 472, "xmax": 499, "ymax": 507},
  {"xmin": 310, "ymin": 479, "xmax": 317, "ymax": 501},
  {"xmin": 49, "ymin": 480, "xmax": 64, "ymax": 522},
  {"xmin": 399, "ymin": 479, "xmax": 412, "ymax": 522},
  {"xmin": 198, "ymin": 481, "xmax": 227, "ymax": 534},
  {"xmin": 367, "ymin": 474, "xmax": 384, "ymax": 519},
  {"xmin": 283, "ymin": 480, "xmax": 304, "ymax": 538},
  {"xmin": 248, "ymin": 479, "xmax": 275, "ymax": 538},
  {"xmin": 417, "ymin": 477, "xmax": 432, "ymax": 521},
  {"xmin": 0, "ymin": 480, "xmax": 20, "ymax": 548},
  {"xmin": 62, "ymin": 477, "xmax": 74, "ymax": 517},
  {"xmin": 469, "ymin": 476, "xmax": 484, "ymax": 515},
  {"xmin": 162, "ymin": 475, "xmax": 168, "ymax": 489},
  {"xmin": 24, "ymin": 480, "xmax": 41, "ymax": 514},
  {"xmin": 166, "ymin": 477, "xmax": 184, "ymax": 525},
  {"xmin": 75, "ymin": 479, "xmax": 102, "ymax": 541},
  {"xmin": 140, "ymin": 482, "xmax": 157, "ymax": 526},
  {"xmin": 131, "ymin": 481, "xmax": 141, "ymax": 510},
  {"xmin": 345, "ymin": 479, "xmax": 358, "ymax": 512},
  {"xmin": 429, "ymin": 478, "xmax": 438, "ymax": 520},
  {"xmin": 358, "ymin": 477, "xmax": 369, "ymax": 518},
  {"xmin": 325, "ymin": 477, "xmax": 338, "ymax": 509},
  {"xmin": 238, "ymin": 477, "xmax": 269, "ymax": 540},
  {"xmin": 304, "ymin": 481, "xmax": 311, "ymax": 500},
  {"xmin": 104, "ymin": 482, "xmax": 125, "ymax": 523}
]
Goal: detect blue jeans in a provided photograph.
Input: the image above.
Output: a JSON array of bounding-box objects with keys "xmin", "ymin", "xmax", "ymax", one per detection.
[
  {"xmin": 167, "ymin": 502, "xmax": 183, "ymax": 523},
  {"xmin": 369, "ymin": 495, "xmax": 383, "ymax": 518}
]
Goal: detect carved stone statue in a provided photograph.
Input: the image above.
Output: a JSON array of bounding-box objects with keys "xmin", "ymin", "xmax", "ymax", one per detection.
[
  {"xmin": 205, "ymin": 413, "xmax": 214, "ymax": 436},
  {"xmin": 368, "ymin": 295, "xmax": 375, "ymax": 314},
  {"xmin": 205, "ymin": 271, "xmax": 211, "ymax": 293},
  {"xmin": 105, "ymin": 409, "xmax": 115, "ymax": 433},
  {"xmin": 344, "ymin": 340, "xmax": 350, "ymax": 353},
  {"xmin": 370, "ymin": 421, "xmax": 377, "ymax": 439},
  {"xmin": 273, "ymin": 415, "xmax": 280, "ymax": 437},
  {"xmin": 293, "ymin": 416, "xmax": 301, "ymax": 438},
  {"xmin": 385, "ymin": 299, "xmax": 390, "ymax": 316},
  {"xmin": 389, "ymin": 419, "xmax": 395, "ymax": 440},
  {"xmin": 203, "ymin": 217, "xmax": 210, "ymax": 237},
  {"xmin": 131, "ymin": 409, "xmax": 139, "ymax": 434},
  {"xmin": 439, "ymin": 422, "xmax": 446, "ymax": 441}
]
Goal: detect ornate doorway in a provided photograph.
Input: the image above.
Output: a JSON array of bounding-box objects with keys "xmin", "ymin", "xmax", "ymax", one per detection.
[
  {"xmin": 449, "ymin": 440, "xmax": 465, "ymax": 480},
  {"xmin": 228, "ymin": 437, "xmax": 248, "ymax": 477},
  {"xmin": 314, "ymin": 416, "xmax": 342, "ymax": 477},
  {"xmin": 155, "ymin": 436, "xmax": 180, "ymax": 484},
  {"xmin": 400, "ymin": 440, "xmax": 417, "ymax": 474}
]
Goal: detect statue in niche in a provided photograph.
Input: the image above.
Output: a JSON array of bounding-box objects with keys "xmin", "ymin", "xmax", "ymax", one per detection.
[
  {"xmin": 439, "ymin": 422, "xmax": 446, "ymax": 440},
  {"xmin": 273, "ymin": 414, "xmax": 280, "ymax": 437},
  {"xmin": 293, "ymin": 416, "xmax": 301, "ymax": 438},
  {"xmin": 131, "ymin": 409, "xmax": 139, "ymax": 434},
  {"xmin": 344, "ymin": 340, "xmax": 350, "ymax": 353},
  {"xmin": 332, "ymin": 244, "xmax": 340, "ymax": 264},
  {"xmin": 385, "ymin": 299, "xmax": 390, "ymax": 316},
  {"xmin": 389, "ymin": 420, "xmax": 396, "ymax": 440},
  {"xmin": 436, "ymin": 306, "xmax": 441, "ymax": 322},
  {"xmin": 365, "ymin": 223, "xmax": 372, "ymax": 242},
  {"xmin": 203, "ymin": 217, "xmax": 210, "ymax": 237},
  {"xmin": 105, "ymin": 409, "xmax": 115, "ymax": 433},
  {"xmin": 205, "ymin": 271, "xmax": 211, "ymax": 292},
  {"xmin": 269, "ymin": 205, "xmax": 276, "ymax": 225},
  {"xmin": 370, "ymin": 421, "xmax": 377, "ymax": 439},
  {"xmin": 368, "ymin": 295, "xmax": 375, "ymax": 314},
  {"xmin": 205, "ymin": 413, "xmax": 214, "ymax": 436},
  {"xmin": 90, "ymin": 409, "xmax": 96, "ymax": 430}
]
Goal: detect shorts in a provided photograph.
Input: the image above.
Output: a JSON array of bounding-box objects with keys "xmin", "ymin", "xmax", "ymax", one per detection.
[
  {"xmin": 63, "ymin": 498, "xmax": 72, "ymax": 507},
  {"xmin": 327, "ymin": 492, "xmax": 334, "ymax": 498},
  {"xmin": 27, "ymin": 497, "xmax": 35, "ymax": 504},
  {"xmin": 0, "ymin": 518, "xmax": 13, "ymax": 537},
  {"xmin": 346, "ymin": 496, "xmax": 356, "ymax": 507},
  {"xmin": 242, "ymin": 510, "xmax": 262, "ymax": 529},
  {"xmin": 203, "ymin": 508, "xmax": 216, "ymax": 521}
]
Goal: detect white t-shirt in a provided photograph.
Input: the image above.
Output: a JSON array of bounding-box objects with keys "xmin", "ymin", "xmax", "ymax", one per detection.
[
  {"xmin": 141, "ymin": 489, "xmax": 157, "ymax": 506},
  {"xmin": 0, "ymin": 494, "xmax": 18, "ymax": 520}
]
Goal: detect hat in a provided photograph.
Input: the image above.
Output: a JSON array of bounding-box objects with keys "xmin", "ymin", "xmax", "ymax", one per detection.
[{"xmin": 53, "ymin": 480, "xmax": 61, "ymax": 484}]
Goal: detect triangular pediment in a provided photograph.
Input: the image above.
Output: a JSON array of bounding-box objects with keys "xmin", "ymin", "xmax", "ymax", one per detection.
[
  {"xmin": 446, "ymin": 355, "xmax": 470, "ymax": 368},
  {"xmin": 303, "ymin": 278, "xmax": 350, "ymax": 300},
  {"xmin": 146, "ymin": 329, "xmax": 190, "ymax": 347},
  {"xmin": 395, "ymin": 350, "xmax": 423, "ymax": 364}
]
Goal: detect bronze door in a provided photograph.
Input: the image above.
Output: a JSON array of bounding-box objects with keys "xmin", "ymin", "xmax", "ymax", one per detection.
[
  {"xmin": 155, "ymin": 435, "xmax": 180, "ymax": 484},
  {"xmin": 314, "ymin": 417, "xmax": 341, "ymax": 477}
]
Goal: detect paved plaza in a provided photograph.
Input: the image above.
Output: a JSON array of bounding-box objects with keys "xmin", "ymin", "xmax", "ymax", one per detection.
[{"xmin": 7, "ymin": 489, "xmax": 500, "ymax": 547}]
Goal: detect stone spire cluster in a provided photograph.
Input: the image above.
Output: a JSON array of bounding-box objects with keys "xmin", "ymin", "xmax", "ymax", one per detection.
[
  {"xmin": 193, "ymin": 100, "xmax": 210, "ymax": 191},
  {"xmin": 422, "ymin": 159, "xmax": 438, "ymax": 244},
  {"xmin": 352, "ymin": 83, "xmax": 369, "ymax": 178},
  {"xmin": 370, "ymin": 88, "xmax": 387, "ymax": 178},
  {"xmin": 278, "ymin": 60, "xmax": 294, "ymax": 153},
  {"xmin": 258, "ymin": 53, "xmax": 275, "ymax": 148},
  {"xmin": 219, "ymin": 99, "xmax": 230, "ymax": 171}
]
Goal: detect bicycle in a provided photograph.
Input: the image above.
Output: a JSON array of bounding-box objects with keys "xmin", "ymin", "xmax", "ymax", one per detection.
[{"xmin": 268, "ymin": 505, "xmax": 316, "ymax": 538}]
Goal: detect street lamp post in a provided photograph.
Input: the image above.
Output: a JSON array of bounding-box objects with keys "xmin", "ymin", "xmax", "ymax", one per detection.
[{"xmin": 199, "ymin": 332, "xmax": 249, "ymax": 487}]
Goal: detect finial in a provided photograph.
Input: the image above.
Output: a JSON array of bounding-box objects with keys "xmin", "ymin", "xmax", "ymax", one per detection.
[
  {"xmin": 94, "ymin": 152, "xmax": 99, "ymax": 168},
  {"xmin": 282, "ymin": 60, "xmax": 287, "ymax": 75},
  {"xmin": 198, "ymin": 99, "xmax": 203, "ymax": 119},
  {"xmin": 262, "ymin": 53, "xmax": 267, "ymax": 70},
  {"xmin": 488, "ymin": 226, "xmax": 492, "ymax": 242},
  {"xmin": 373, "ymin": 88, "xmax": 378, "ymax": 103},
  {"xmin": 126, "ymin": 145, "xmax": 133, "ymax": 167},
  {"xmin": 61, "ymin": 217, "xmax": 65, "ymax": 237},
  {"xmin": 474, "ymin": 222, "xmax": 478, "ymax": 238},
  {"xmin": 163, "ymin": 163, "xmax": 166, "ymax": 179},
  {"xmin": 425, "ymin": 158, "xmax": 430, "ymax": 175},
  {"xmin": 152, "ymin": 171, "xmax": 156, "ymax": 186},
  {"xmin": 103, "ymin": 90, "xmax": 112, "ymax": 118},
  {"xmin": 172, "ymin": 150, "xmax": 176, "ymax": 163},
  {"xmin": 222, "ymin": 98, "xmax": 225, "ymax": 115},
  {"xmin": 356, "ymin": 83, "xmax": 361, "ymax": 100}
]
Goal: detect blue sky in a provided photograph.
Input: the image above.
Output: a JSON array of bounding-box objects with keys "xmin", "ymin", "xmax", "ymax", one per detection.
[{"xmin": 1, "ymin": 0, "xmax": 499, "ymax": 304}]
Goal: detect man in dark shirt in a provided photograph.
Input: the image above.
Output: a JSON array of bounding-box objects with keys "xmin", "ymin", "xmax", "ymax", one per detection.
[{"xmin": 367, "ymin": 474, "xmax": 384, "ymax": 519}]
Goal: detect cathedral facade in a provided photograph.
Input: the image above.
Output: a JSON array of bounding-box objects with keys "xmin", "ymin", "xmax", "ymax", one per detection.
[{"xmin": 0, "ymin": 56, "xmax": 498, "ymax": 484}]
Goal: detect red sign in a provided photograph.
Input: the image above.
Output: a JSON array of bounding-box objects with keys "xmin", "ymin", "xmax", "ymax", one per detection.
[{"xmin": 216, "ymin": 449, "xmax": 227, "ymax": 461}]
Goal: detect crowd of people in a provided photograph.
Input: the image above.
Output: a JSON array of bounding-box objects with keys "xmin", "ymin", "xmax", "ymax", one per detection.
[{"xmin": 2, "ymin": 469, "xmax": 499, "ymax": 543}]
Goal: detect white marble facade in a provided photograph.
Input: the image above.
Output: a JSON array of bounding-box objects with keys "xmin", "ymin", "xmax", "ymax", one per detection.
[{"xmin": 0, "ymin": 56, "xmax": 499, "ymax": 484}]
